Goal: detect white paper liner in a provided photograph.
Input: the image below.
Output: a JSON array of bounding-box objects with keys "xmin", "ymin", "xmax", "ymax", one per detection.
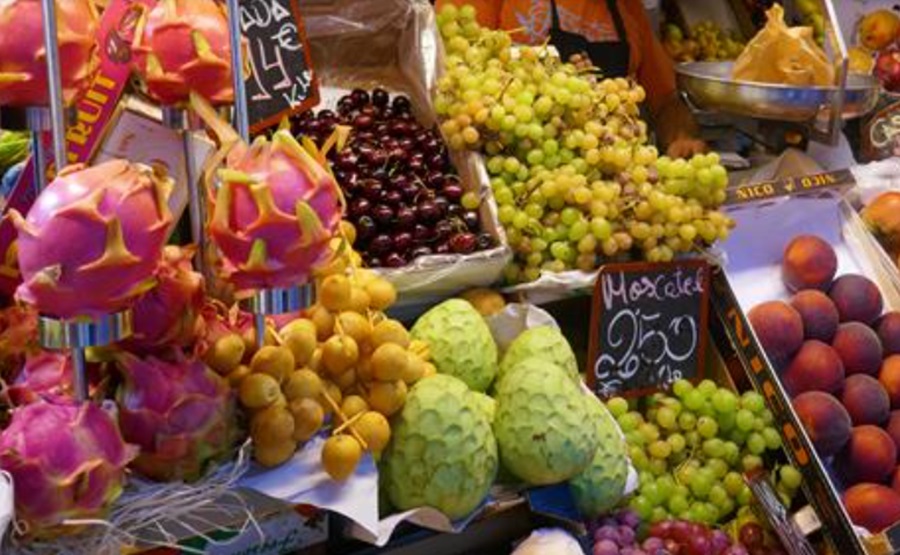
[
  {"xmin": 238, "ymin": 435, "xmax": 380, "ymax": 539},
  {"xmin": 3, "ymin": 443, "xmax": 255, "ymax": 555}
]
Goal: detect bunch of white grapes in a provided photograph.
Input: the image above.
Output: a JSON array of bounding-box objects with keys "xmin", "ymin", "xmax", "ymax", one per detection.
[{"xmin": 435, "ymin": 5, "xmax": 734, "ymax": 283}]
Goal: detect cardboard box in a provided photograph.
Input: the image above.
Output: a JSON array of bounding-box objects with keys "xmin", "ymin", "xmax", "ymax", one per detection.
[
  {"xmin": 92, "ymin": 95, "xmax": 216, "ymax": 229},
  {"xmin": 712, "ymin": 193, "xmax": 900, "ymax": 555}
]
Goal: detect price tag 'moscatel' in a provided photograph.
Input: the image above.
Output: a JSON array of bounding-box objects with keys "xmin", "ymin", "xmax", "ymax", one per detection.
[{"xmin": 587, "ymin": 260, "xmax": 710, "ymax": 398}]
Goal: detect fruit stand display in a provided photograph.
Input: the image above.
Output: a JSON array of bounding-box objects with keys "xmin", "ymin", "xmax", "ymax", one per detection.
[{"xmin": 7, "ymin": 0, "xmax": 900, "ymax": 554}]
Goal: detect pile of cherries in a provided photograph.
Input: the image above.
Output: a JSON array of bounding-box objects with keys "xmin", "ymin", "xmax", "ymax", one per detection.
[{"xmin": 293, "ymin": 88, "xmax": 494, "ymax": 268}]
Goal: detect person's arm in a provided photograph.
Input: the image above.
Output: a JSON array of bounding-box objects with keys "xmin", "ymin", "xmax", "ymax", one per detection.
[
  {"xmin": 625, "ymin": 1, "xmax": 705, "ymax": 157},
  {"xmin": 655, "ymin": 94, "xmax": 707, "ymax": 158},
  {"xmin": 434, "ymin": 0, "xmax": 501, "ymax": 28}
]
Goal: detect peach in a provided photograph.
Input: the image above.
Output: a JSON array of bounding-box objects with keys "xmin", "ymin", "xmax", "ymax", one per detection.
[
  {"xmin": 841, "ymin": 374, "xmax": 890, "ymax": 426},
  {"xmin": 832, "ymin": 322, "xmax": 884, "ymax": 376},
  {"xmin": 888, "ymin": 411, "xmax": 900, "ymax": 458},
  {"xmin": 829, "ymin": 274, "xmax": 884, "ymax": 325},
  {"xmin": 748, "ymin": 301, "xmax": 805, "ymax": 368},
  {"xmin": 877, "ymin": 312, "xmax": 900, "ymax": 356},
  {"xmin": 792, "ymin": 391, "xmax": 852, "ymax": 457},
  {"xmin": 790, "ymin": 290, "xmax": 839, "ymax": 342},
  {"xmin": 781, "ymin": 340, "xmax": 845, "ymax": 397},
  {"xmin": 835, "ymin": 425, "xmax": 897, "ymax": 486},
  {"xmin": 843, "ymin": 483, "xmax": 900, "ymax": 533},
  {"xmin": 893, "ymin": 466, "xmax": 900, "ymax": 493},
  {"xmin": 782, "ymin": 235, "xmax": 838, "ymax": 292},
  {"xmin": 880, "ymin": 356, "xmax": 900, "ymax": 409}
]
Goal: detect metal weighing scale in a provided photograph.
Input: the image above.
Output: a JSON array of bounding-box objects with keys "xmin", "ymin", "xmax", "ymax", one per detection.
[{"xmin": 675, "ymin": 0, "xmax": 880, "ymax": 153}]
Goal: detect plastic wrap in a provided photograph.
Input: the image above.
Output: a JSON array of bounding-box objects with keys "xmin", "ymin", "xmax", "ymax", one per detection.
[
  {"xmin": 732, "ymin": 5, "xmax": 834, "ymax": 87},
  {"xmin": 304, "ymin": 0, "xmax": 511, "ymax": 306}
]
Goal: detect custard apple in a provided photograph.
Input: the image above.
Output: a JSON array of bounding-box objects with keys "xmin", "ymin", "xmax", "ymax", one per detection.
[
  {"xmin": 493, "ymin": 362, "xmax": 598, "ymax": 485},
  {"xmin": 411, "ymin": 299, "xmax": 498, "ymax": 392},
  {"xmin": 471, "ymin": 392, "xmax": 496, "ymax": 424},
  {"xmin": 493, "ymin": 358, "xmax": 574, "ymax": 398},
  {"xmin": 380, "ymin": 374, "xmax": 498, "ymax": 519},
  {"xmin": 499, "ymin": 326, "xmax": 579, "ymax": 384},
  {"xmin": 569, "ymin": 396, "xmax": 629, "ymax": 517}
]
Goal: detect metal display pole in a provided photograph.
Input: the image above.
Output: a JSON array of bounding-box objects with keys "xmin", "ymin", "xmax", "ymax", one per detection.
[
  {"xmin": 39, "ymin": 312, "xmax": 134, "ymax": 400},
  {"xmin": 40, "ymin": 0, "xmax": 68, "ymax": 166},
  {"xmin": 225, "ymin": 0, "xmax": 314, "ymax": 347},
  {"xmin": 39, "ymin": 0, "xmax": 104, "ymax": 402},
  {"xmin": 225, "ymin": 0, "xmax": 250, "ymax": 142},
  {"xmin": 161, "ymin": 107, "xmax": 209, "ymax": 281}
]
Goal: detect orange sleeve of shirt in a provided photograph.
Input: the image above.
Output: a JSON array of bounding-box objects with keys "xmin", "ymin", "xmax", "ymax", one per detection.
[
  {"xmin": 621, "ymin": 0, "xmax": 677, "ymax": 116},
  {"xmin": 434, "ymin": 0, "xmax": 501, "ymax": 29}
]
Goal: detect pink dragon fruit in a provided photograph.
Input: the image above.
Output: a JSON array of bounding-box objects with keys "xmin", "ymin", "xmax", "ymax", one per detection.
[
  {"xmin": 7, "ymin": 350, "xmax": 104, "ymax": 406},
  {"xmin": 126, "ymin": 245, "xmax": 205, "ymax": 353},
  {"xmin": 132, "ymin": 0, "xmax": 242, "ymax": 106},
  {"xmin": 0, "ymin": 399, "xmax": 137, "ymax": 534},
  {"xmin": 8, "ymin": 160, "xmax": 173, "ymax": 319},
  {"xmin": 0, "ymin": 0, "xmax": 99, "ymax": 106},
  {"xmin": 115, "ymin": 351, "xmax": 236, "ymax": 482},
  {"xmin": 193, "ymin": 95, "xmax": 342, "ymax": 292}
]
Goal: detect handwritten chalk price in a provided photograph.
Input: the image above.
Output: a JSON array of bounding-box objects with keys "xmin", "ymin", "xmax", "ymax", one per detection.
[
  {"xmin": 588, "ymin": 261, "xmax": 710, "ymax": 398},
  {"xmin": 238, "ymin": 0, "xmax": 319, "ymax": 133}
]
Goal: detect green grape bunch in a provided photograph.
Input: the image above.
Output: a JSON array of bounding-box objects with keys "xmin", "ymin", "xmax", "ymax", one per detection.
[
  {"xmin": 607, "ymin": 380, "xmax": 803, "ymax": 526},
  {"xmin": 435, "ymin": 5, "xmax": 734, "ymax": 284}
]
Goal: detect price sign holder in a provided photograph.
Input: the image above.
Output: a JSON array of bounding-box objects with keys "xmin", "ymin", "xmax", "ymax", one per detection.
[
  {"xmin": 587, "ymin": 259, "xmax": 710, "ymax": 399},
  {"xmin": 862, "ymin": 99, "xmax": 900, "ymax": 162},
  {"xmin": 238, "ymin": 0, "xmax": 319, "ymax": 134},
  {"xmin": 724, "ymin": 169, "xmax": 855, "ymax": 206}
]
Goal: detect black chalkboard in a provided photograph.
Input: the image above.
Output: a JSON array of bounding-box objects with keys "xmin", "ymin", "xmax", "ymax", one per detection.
[
  {"xmin": 587, "ymin": 260, "xmax": 710, "ymax": 398},
  {"xmin": 239, "ymin": 0, "xmax": 319, "ymax": 133}
]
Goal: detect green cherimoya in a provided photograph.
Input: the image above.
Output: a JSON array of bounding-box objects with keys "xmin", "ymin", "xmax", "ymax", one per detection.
[
  {"xmin": 493, "ymin": 362, "xmax": 598, "ymax": 485},
  {"xmin": 569, "ymin": 396, "xmax": 629, "ymax": 518},
  {"xmin": 410, "ymin": 299, "xmax": 498, "ymax": 392},
  {"xmin": 380, "ymin": 374, "xmax": 498, "ymax": 519},
  {"xmin": 498, "ymin": 326, "xmax": 580, "ymax": 385},
  {"xmin": 471, "ymin": 392, "xmax": 496, "ymax": 424}
]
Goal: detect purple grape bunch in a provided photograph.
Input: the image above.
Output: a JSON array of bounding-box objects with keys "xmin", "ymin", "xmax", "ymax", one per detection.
[
  {"xmin": 589, "ymin": 510, "xmax": 787, "ymax": 555},
  {"xmin": 292, "ymin": 88, "xmax": 495, "ymax": 268}
]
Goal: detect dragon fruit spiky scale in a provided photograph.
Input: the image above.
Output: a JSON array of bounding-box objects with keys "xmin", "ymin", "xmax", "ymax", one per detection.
[
  {"xmin": 0, "ymin": 400, "xmax": 137, "ymax": 533},
  {"xmin": 9, "ymin": 160, "xmax": 173, "ymax": 319},
  {"xmin": 116, "ymin": 352, "xmax": 236, "ymax": 482}
]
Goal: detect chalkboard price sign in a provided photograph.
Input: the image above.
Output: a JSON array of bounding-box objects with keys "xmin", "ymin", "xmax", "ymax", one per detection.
[
  {"xmin": 587, "ymin": 260, "xmax": 710, "ymax": 398},
  {"xmin": 239, "ymin": 0, "xmax": 319, "ymax": 133}
]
